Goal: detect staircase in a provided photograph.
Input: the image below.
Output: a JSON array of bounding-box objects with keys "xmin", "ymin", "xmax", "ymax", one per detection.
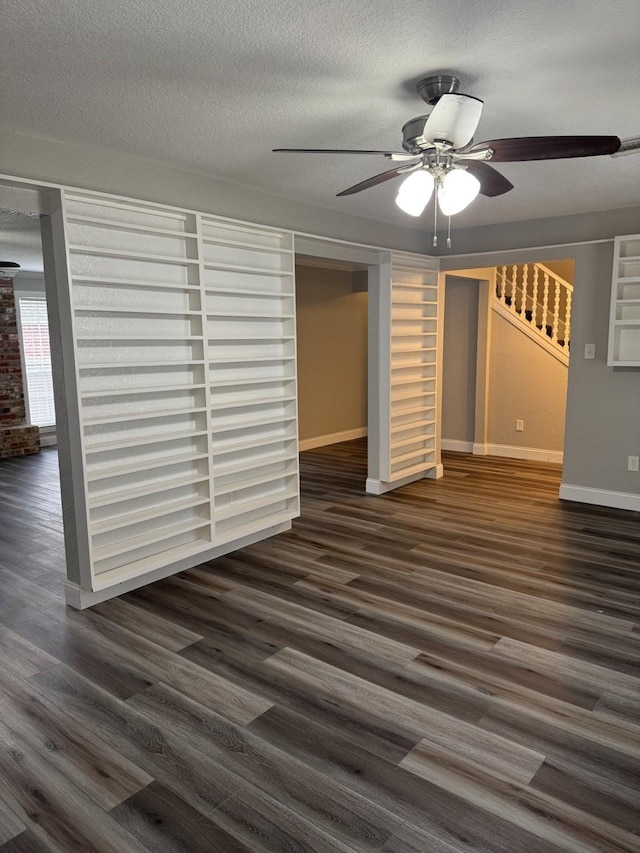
[{"xmin": 494, "ymin": 263, "xmax": 572, "ymax": 364}]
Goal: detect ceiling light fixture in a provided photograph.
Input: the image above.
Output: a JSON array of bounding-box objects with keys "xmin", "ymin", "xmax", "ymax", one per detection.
[
  {"xmin": 437, "ymin": 168, "xmax": 481, "ymax": 216},
  {"xmin": 395, "ymin": 163, "xmax": 481, "ymax": 248},
  {"xmin": 395, "ymin": 170, "xmax": 434, "ymax": 216}
]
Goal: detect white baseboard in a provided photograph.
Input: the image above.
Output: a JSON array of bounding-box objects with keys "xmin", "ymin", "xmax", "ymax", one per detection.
[
  {"xmin": 426, "ymin": 463, "xmax": 444, "ymax": 479},
  {"xmin": 299, "ymin": 427, "xmax": 367, "ymax": 452},
  {"xmin": 559, "ymin": 484, "xmax": 640, "ymax": 513},
  {"xmin": 441, "ymin": 439, "xmax": 473, "ymax": 453},
  {"xmin": 482, "ymin": 443, "xmax": 563, "ymax": 464},
  {"xmin": 473, "ymin": 443, "xmax": 489, "ymax": 455},
  {"xmin": 65, "ymin": 520, "xmax": 292, "ymax": 609},
  {"xmin": 366, "ymin": 468, "xmax": 430, "ymax": 494}
]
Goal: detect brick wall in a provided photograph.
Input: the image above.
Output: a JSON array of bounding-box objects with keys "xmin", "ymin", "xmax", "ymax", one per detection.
[{"xmin": 0, "ymin": 276, "xmax": 40, "ymax": 458}]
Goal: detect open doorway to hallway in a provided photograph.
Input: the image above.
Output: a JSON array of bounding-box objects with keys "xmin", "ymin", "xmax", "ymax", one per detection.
[
  {"xmin": 295, "ymin": 258, "xmax": 368, "ymax": 454},
  {"xmin": 441, "ymin": 259, "xmax": 575, "ymax": 474}
]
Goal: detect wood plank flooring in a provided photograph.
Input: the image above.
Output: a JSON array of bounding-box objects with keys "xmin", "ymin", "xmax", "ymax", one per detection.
[{"xmin": 0, "ymin": 440, "xmax": 639, "ymax": 852}]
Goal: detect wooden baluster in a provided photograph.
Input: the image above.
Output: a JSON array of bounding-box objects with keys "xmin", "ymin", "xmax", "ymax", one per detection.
[
  {"xmin": 531, "ymin": 265, "xmax": 539, "ymax": 328},
  {"xmin": 542, "ymin": 273, "xmax": 550, "ymax": 337},
  {"xmin": 552, "ymin": 279, "xmax": 560, "ymax": 343},
  {"xmin": 511, "ymin": 264, "xmax": 518, "ymax": 313},
  {"xmin": 565, "ymin": 289, "xmax": 572, "ymax": 351},
  {"xmin": 522, "ymin": 264, "xmax": 530, "ymax": 321},
  {"xmin": 498, "ymin": 266, "xmax": 506, "ymax": 303}
]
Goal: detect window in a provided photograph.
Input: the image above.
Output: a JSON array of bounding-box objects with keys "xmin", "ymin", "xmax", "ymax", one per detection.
[{"xmin": 16, "ymin": 295, "xmax": 56, "ymax": 427}]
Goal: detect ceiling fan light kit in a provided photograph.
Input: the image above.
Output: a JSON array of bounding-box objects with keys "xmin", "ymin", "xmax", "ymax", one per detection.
[{"xmin": 274, "ymin": 73, "xmax": 622, "ymax": 248}]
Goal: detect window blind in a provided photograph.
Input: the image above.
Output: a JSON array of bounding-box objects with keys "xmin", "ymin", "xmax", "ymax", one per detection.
[{"xmin": 18, "ymin": 296, "xmax": 56, "ymax": 426}]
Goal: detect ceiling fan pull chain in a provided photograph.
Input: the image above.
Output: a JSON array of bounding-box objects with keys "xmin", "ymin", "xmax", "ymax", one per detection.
[
  {"xmin": 433, "ymin": 190, "xmax": 438, "ymax": 247},
  {"xmin": 447, "ymin": 215, "xmax": 452, "ymax": 250}
]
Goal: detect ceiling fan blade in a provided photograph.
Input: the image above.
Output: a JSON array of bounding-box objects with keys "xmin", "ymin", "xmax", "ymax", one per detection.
[
  {"xmin": 463, "ymin": 161, "xmax": 514, "ymax": 197},
  {"xmin": 336, "ymin": 164, "xmax": 420, "ymax": 197},
  {"xmin": 471, "ymin": 136, "xmax": 621, "ymax": 162},
  {"xmin": 272, "ymin": 148, "xmax": 414, "ymax": 158},
  {"xmin": 423, "ymin": 94, "xmax": 483, "ymax": 150}
]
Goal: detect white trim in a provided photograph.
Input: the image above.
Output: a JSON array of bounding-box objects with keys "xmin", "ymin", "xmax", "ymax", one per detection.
[
  {"xmin": 473, "ymin": 442, "xmax": 489, "ymax": 455},
  {"xmin": 425, "ymin": 463, "xmax": 444, "ymax": 479},
  {"xmin": 65, "ymin": 520, "xmax": 292, "ymax": 608},
  {"xmin": 559, "ymin": 484, "xmax": 640, "ymax": 513},
  {"xmin": 483, "ymin": 443, "xmax": 563, "ymax": 463},
  {"xmin": 442, "ymin": 439, "xmax": 474, "ymax": 453},
  {"xmin": 366, "ymin": 468, "xmax": 429, "ymax": 495},
  {"xmin": 298, "ymin": 427, "xmax": 367, "ymax": 452},
  {"xmin": 442, "ymin": 237, "xmax": 613, "ymax": 260}
]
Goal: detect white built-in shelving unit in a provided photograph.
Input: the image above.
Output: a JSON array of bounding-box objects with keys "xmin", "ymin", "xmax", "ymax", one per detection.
[
  {"xmin": 61, "ymin": 191, "xmax": 299, "ymax": 599},
  {"xmin": 380, "ymin": 251, "xmax": 440, "ymax": 485},
  {"xmin": 608, "ymin": 234, "xmax": 640, "ymax": 366}
]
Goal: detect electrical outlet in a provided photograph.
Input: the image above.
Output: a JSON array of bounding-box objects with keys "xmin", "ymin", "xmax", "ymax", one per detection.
[
  {"xmin": 584, "ymin": 343, "xmax": 596, "ymax": 359},
  {"xmin": 515, "ymin": 419, "xmax": 524, "ymax": 432},
  {"xmin": 628, "ymin": 455, "xmax": 639, "ymax": 472}
]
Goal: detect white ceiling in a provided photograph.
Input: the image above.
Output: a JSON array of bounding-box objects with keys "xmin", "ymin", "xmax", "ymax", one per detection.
[{"xmin": 2, "ymin": 0, "xmax": 639, "ymax": 236}]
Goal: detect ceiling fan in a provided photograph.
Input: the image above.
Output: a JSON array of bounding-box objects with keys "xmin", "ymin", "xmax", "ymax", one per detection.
[{"xmin": 274, "ymin": 74, "xmax": 621, "ymax": 245}]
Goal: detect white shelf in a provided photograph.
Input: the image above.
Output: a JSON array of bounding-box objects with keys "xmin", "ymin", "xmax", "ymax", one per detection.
[
  {"xmin": 66, "ymin": 214, "xmax": 197, "ymax": 240},
  {"xmin": 207, "ymin": 312, "xmax": 295, "ymax": 319},
  {"xmin": 76, "ymin": 335, "xmax": 201, "ymax": 342},
  {"xmin": 210, "ymin": 394, "xmax": 296, "ymax": 410},
  {"xmin": 84, "ymin": 428, "xmax": 208, "ymax": 454},
  {"xmin": 391, "ymin": 376, "xmax": 436, "ymax": 387},
  {"xmin": 92, "ymin": 517, "xmax": 210, "ymax": 562},
  {"xmin": 391, "ymin": 447, "xmax": 436, "ymax": 466},
  {"xmin": 214, "ymin": 451, "xmax": 296, "ymax": 479},
  {"xmin": 205, "ymin": 286, "xmax": 293, "ymax": 298},
  {"xmin": 68, "ymin": 244, "xmax": 199, "ymax": 266},
  {"xmin": 81, "ymin": 383, "xmax": 205, "ymax": 399},
  {"xmin": 391, "ymin": 419, "xmax": 436, "ymax": 434},
  {"xmin": 203, "ymin": 261, "xmax": 293, "ymax": 276},
  {"xmin": 214, "ymin": 469, "xmax": 297, "ymax": 497},
  {"xmin": 90, "ymin": 474, "xmax": 209, "ymax": 509},
  {"xmin": 87, "ymin": 451, "xmax": 209, "ymax": 482},
  {"xmin": 82, "ymin": 406, "xmax": 207, "ymax": 427},
  {"xmin": 392, "ymin": 283, "xmax": 437, "ymax": 291},
  {"xmin": 391, "ymin": 404, "xmax": 435, "ymax": 417},
  {"xmin": 91, "ymin": 495, "xmax": 210, "ymax": 534},
  {"xmin": 92, "ymin": 539, "xmax": 210, "ymax": 589},
  {"xmin": 78, "ymin": 360, "xmax": 206, "ymax": 370},
  {"xmin": 211, "ymin": 433, "xmax": 296, "ymax": 457},
  {"xmin": 202, "ymin": 235, "xmax": 293, "ymax": 254},
  {"xmin": 74, "ymin": 306, "xmax": 201, "ymax": 317},
  {"xmin": 72, "ymin": 275, "xmax": 200, "ymax": 292},
  {"xmin": 608, "ymin": 234, "xmax": 640, "ymax": 367},
  {"xmin": 209, "ymin": 355, "xmax": 294, "ymax": 364},
  {"xmin": 62, "ymin": 191, "xmax": 299, "ymax": 593},
  {"xmin": 212, "ymin": 376, "xmax": 293, "ymax": 388},
  {"xmin": 214, "ymin": 489, "xmax": 298, "ymax": 521}
]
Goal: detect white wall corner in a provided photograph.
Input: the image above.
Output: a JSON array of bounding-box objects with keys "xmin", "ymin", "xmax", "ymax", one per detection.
[
  {"xmin": 473, "ymin": 443, "xmax": 489, "ymax": 455},
  {"xmin": 559, "ymin": 484, "xmax": 640, "ymax": 513}
]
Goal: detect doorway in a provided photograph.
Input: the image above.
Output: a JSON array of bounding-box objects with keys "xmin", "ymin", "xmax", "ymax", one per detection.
[{"xmin": 441, "ymin": 259, "xmax": 574, "ymax": 471}]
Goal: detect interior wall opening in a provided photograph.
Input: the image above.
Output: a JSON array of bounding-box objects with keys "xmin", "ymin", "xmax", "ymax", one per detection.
[
  {"xmin": 294, "ymin": 257, "xmax": 368, "ymax": 454},
  {"xmin": 441, "ymin": 258, "xmax": 575, "ymax": 476}
]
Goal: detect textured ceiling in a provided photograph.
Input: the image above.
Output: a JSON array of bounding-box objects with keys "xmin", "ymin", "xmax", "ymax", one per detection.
[{"xmin": 2, "ymin": 0, "xmax": 639, "ymax": 235}]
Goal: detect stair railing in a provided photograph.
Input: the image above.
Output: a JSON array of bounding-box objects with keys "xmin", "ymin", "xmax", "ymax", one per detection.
[{"xmin": 495, "ymin": 263, "xmax": 573, "ymax": 353}]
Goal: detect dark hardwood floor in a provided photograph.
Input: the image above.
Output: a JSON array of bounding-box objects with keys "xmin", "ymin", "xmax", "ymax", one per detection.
[{"xmin": 0, "ymin": 440, "xmax": 639, "ymax": 852}]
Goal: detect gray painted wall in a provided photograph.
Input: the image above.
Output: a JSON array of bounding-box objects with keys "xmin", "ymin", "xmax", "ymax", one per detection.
[
  {"xmin": 442, "ymin": 276, "xmax": 478, "ymax": 443},
  {"xmin": 435, "ymin": 206, "xmax": 640, "ymax": 256},
  {"xmin": 443, "ymin": 242, "xmax": 640, "ymax": 497},
  {"xmin": 0, "ymin": 128, "xmax": 429, "ymax": 255},
  {"xmin": 488, "ymin": 313, "xmax": 567, "ymax": 452}
]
